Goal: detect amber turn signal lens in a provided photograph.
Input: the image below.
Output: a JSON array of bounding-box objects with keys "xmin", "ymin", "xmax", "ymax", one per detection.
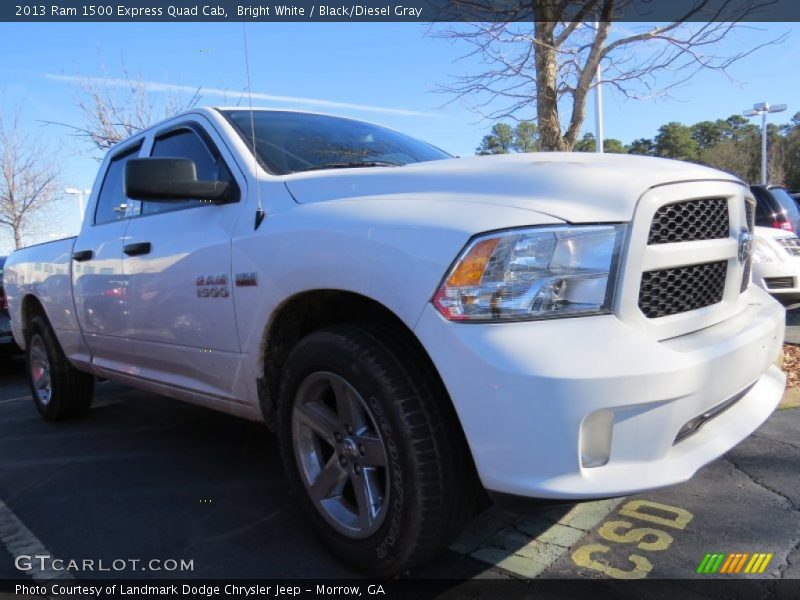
[{"xmin": 446, "ymin": 238, "xmax": 500, "ymax": 286}]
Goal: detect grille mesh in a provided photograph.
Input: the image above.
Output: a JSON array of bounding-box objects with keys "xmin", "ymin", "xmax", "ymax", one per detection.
[
  {"xmin": 639, "ymin": 261, "xmax": 727, "ymax": 319},
  {"xmin": 648, "ymin": 198, "xmax": 729, "ymax": 245}
]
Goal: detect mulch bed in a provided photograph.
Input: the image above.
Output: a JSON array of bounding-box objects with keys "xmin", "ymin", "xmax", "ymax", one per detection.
[{"xmin": 783, "ymin": 344, "xmax": 800, "ymax": 389}]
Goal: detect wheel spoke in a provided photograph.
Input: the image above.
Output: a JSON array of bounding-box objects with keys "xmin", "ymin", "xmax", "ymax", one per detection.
[
  {"xmin": 357, "ymin": 434, "xmax": 387, "ymax": 467},
  {"xmin": 309, "ymin": 456, "xmax": 347, "ymax": 501},
  {"xmin": 295, "ymin": 402, "xmax": 338, "ymax": 443},
  {"xmin": 352, "ymin": 471, "xmax": 380, "ymax": 530},
  {"xmin": 29, "ymin": 335, "xmax": 52, "ymax": 405},
  {"xmin": 331, "ymin": 378, "xmax": 364, "ymax": 433},
  {"xmin": 38, "ymin": 372, "xmax": 50, "ymax": 390}
]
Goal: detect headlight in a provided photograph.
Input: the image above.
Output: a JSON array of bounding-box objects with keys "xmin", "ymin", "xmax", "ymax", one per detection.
[
  {"xmin": 433, "ymin": 224, "xmax": 626, "ymax": 322},
  {"xmin": 752, "ymin": 238, "xmax": 782, "ymax": 263}
]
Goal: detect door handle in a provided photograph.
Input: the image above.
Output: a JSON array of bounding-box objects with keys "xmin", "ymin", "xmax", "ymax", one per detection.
[
  {"xmin": 123, "ymin": 242, "xmax": 152, "ymax": 257},
  {"xmin": 72, "ymin": 249, "xmax": 93, "ymax": 262}
]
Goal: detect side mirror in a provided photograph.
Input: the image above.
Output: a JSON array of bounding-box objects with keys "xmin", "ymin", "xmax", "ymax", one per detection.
[{"xmin": 124, "ymin": 158, "xmax": 230, "ymax": 203}]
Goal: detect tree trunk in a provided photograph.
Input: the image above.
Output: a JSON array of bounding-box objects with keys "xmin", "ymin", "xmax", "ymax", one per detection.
[
  {"xmin": 13, "ymin": 225, "xmax": 22, "ymax": 249},
  {"xmin": 534, "ymin": 17, "xmax": 567, "ymax": 151}
]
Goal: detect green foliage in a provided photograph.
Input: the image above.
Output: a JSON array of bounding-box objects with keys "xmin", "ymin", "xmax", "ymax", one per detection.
[
  {"xmin": 603, "ymin": 139, "xmax": 627, "ymax": 154},
  {"xmin": 628, "ymin": 138, "xmax": 655, "ymax": 156},
  {"xmin": 571, "ymin": 133, "xmax": 627, "ymax": 153},
  {"xmin": 476, "ymin": 121, "xmax": 539, "ymax": 154},
  {"xmin": 475, "ymin": 113, "xmax": 800, "ymax": 189},
  {"xmin": 720, "ymin": 115, "xmax": 758, "ymax": 142},
  {"xmin": 573, "ymin": 132, "xmax": 596, "ymax": 152},
  {"xmin": 782, "ymin": 123, "xmax": 800, "ymax": 190},
  {"xmin": 655, "ymin": 122, "xmax": 699, "ymax": 161},
  {"xmin": 514, "ymin": 121, "xmax": 539, "ymax": 153},
  {"xmin": 690, "ymin": 121, "xmax": 725, "ymax": 149},
  {"xmin": 476, "ymin": 123, "xmax": 514, "ymax": 155}
]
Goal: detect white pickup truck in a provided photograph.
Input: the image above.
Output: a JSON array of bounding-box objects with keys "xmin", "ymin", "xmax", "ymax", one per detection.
[{"xmin": 4, "ymin": 107, "xmax": 786, "ymax": 575}]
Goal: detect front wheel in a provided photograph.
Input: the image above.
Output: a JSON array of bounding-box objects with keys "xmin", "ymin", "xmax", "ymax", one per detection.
[
  {"xmin": 277, "ymin": 324, "xmax": 476, "ymax": 576},
  {"xmin": 26, "ymin": 315, "xmax": 94, "ymax": 421}
]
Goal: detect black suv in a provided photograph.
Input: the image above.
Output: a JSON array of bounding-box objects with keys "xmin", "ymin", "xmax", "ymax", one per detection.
[{"xmin": 751, "ymin": 185, "xmax": 800, "ymax": 233}]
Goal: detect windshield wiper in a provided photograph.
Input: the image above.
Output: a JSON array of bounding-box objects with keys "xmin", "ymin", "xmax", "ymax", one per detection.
[{"xmin": 299, "ymin": 161, "xmax": 401, "ymax": 172}]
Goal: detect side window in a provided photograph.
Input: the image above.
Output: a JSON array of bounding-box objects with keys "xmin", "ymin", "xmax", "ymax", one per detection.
[
  {"xmin": 94, "ymin": 144, "xmax": 141, "ymax": 225},
  {"xmin": 143, "ymin": 128, "xmax": 233, "ymax": 216},
  {"xmin": 754, "ymin": 193, "xmax": 772, "ymax": 227}
]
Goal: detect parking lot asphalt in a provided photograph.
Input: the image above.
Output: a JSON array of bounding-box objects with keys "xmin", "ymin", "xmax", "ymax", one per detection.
[{"xmin": 0, "ymin": 312, "xmax": 799, "ymax": 585}]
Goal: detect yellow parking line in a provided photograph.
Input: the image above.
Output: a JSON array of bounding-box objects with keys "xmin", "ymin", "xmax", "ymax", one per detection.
[{"xmin": 759, "ymin": 553, "xmax": 774, "ymax": 574}]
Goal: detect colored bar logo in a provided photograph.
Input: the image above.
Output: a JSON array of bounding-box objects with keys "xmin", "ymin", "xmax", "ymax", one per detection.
[{"xmin": 696, "ymin": 552, "xmax": 773, "ymax": 574}]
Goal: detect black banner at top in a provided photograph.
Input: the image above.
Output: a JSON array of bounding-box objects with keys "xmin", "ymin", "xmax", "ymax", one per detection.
[{"xmin": 4, "ymin": 0, "xmax": 800, "ymax": 22}]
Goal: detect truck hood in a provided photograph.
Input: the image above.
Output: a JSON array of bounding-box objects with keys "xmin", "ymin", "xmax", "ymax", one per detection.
[{"xmin": 284, "ymin": 152, "xmax": 742, "ymax": 223}]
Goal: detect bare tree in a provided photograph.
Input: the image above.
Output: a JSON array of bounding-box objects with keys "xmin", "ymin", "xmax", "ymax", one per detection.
[
  {"xmin": 434, "ymin": 0, "xmax": 786, "ymax": 151},
  {"xmin": 0, "ymin": 115, "xmax": 60, "ymax": 249},
  {"xmin": 49, "ymin": 56, "xmax": 200, "ymax": 155}
]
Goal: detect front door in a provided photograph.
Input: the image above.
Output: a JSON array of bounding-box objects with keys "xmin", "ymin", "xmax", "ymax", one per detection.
[{"xmin": 121, "ymin": 121, "xmax": 244, "ymax": 400}]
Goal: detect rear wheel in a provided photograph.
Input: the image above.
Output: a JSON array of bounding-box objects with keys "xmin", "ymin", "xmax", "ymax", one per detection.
[
  {"xmin": 26, "ymin": 315, "xmax": 94, "ymax": 421},
  {"xmin": 277, "ymin": 323, "xmax": 476, "ymax": 576}
]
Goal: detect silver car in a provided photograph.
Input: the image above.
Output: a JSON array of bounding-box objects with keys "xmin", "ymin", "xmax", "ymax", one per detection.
[{"xmin": 0, "ymin": 256, "xmax": 19, "ymax": 355}]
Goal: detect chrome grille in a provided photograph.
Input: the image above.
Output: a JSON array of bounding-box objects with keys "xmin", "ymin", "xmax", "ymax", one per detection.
[
  {"xmin": 745, "ymin": 200, "xmax": 754, "ymax": 232},
  {"xmin": 765, "ymin": 276, "xmax": 795, "ymax": 290},
  {"xmin": 741, "ymin": 200, "xmax": 755, "ymax": 293},
  {"xmin": 639, "ymin": 261, "xmax": 727, "ymax": 319},
  {"xmin": 777, "ymin": 237, "xmax": 800, "ymax": 256},
  {"xmin": 648, "ymin": 198, "xmax": 729, "ymax": 245}
]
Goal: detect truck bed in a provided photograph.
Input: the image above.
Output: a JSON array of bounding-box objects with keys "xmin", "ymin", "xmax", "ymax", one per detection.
[{"xmin": 4, "ymin": 236, "xmax": 77, "ymax": 349}]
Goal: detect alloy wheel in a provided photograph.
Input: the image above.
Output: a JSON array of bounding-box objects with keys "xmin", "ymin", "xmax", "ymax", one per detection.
[{"xmin": 291, "ymin": 371, "xmax": 390, "ymax": 539}]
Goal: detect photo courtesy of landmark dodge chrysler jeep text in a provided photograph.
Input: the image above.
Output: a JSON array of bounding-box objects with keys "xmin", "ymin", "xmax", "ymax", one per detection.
[{"xmin": 4, "ymin": 108, "xmax": 786, "ymax": 575}]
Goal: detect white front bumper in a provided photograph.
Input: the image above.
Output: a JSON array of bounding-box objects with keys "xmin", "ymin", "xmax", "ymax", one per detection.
[{"xmin": 414, "ymin": 285, "xmax": 785, "ymax": 499}]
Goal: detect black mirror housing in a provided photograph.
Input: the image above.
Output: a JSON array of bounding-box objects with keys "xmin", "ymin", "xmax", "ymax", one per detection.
[{"xmin": 124, "ymin": 158, "xmax": 230, "ymax": 202}]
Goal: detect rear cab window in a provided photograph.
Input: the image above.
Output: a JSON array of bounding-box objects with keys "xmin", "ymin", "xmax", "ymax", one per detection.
[{"xmin": 94, "ymin": 143, "xmax": 142, "ymax": 225}]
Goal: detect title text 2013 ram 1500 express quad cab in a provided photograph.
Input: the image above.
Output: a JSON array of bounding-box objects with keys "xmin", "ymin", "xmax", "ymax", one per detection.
[{"xmin": 4, "ymin": 108, "xmax": 786, "ymax": 575}]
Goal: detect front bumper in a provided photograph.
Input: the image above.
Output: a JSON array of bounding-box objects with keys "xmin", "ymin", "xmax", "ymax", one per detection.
[{"xmin": 414, "ymin": 286, "xmax": 786, "ymax": 499}]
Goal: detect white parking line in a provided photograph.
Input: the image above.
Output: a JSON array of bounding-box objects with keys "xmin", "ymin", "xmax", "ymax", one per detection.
[
  {"xmin": 0, "ymin": 499, "xmax": 71, "ymax": 581},
  {"xmin": 451, "ymin": 498, "xmax": 624, "ymax": 578},
  {"xmin": 0, "ymin": 396, "xmax": 29, "ymax": 405}
]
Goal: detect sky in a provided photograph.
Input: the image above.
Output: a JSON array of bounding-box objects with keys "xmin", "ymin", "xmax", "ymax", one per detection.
[{"xmin": 0, "ymin": 20, "xmax": 799, "ymax": 253}]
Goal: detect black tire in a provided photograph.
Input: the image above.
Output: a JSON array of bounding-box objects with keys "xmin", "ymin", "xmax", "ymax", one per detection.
[
  {"xmin": 277, "ymin": 323, "xmax": 477, "ymax": 576},
  {"xmin": 25, "ymin": 315, "xmax": 94, "ymax": 421}
]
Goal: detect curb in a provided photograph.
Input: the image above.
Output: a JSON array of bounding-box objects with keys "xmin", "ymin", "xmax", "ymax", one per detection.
[{"xmin": 780, "ymin": 387, "xmax": 800, "ymax": 410}]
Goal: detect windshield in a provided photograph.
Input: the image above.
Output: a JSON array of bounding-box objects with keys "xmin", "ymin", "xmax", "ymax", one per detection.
[{"xmin": 223, "ymin": 110, "xmax": 450, "ymax": 176}]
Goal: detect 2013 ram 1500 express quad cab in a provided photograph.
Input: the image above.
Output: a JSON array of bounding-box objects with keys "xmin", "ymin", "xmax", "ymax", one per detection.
[{"xmin": 4, "ymin": 108, "xmax": 786, "ymax": 575}]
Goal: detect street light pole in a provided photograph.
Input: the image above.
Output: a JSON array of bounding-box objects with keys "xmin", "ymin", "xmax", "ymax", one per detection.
[
  {"xmin": 743, "ymin": 102, "xmax": 787, "ymax": 185},
  {"xmin": 65, "ymin": 188, "xmax": 91, "ymax": 220},
  {"xmin": 594, "ymin": 21, "xmax": 604, "ymax": 153}
]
